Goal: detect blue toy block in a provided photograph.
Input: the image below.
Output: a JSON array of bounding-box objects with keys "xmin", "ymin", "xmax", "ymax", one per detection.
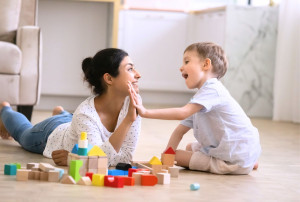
[
  {"xmin": 54, "ymin": 168, "xmax": 65, "ymax": 179},
  {"xmin": 4, "ymin": 164, "xmax": 17, "ymax": 175},
  {"xmin": 71, "ymin": 144, "xmax": 79, "ymax": 154},
  {"xmin": 78, "ymin": 148, "xmax": 88, "ymax": 156},
  {"xmin": 190, "ymin": 183, "xmax": 200, "ymax": 191},
  {"xmin": 108, "ymin": 169, "xmax": 127, "ymax": 176},
  {"xmin": 132, "ymin": 166, "xmax": 137, "ymax": 169}
]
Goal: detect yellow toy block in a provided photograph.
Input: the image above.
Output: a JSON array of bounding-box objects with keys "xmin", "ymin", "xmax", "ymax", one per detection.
[
  {"xmin": 88, "ymin": 145, "xmax": 107, "ymax": 157},
  {"xmin": 80, "ymin": 132, "xmax": 87, "ymax": 140},
  {"xmin": 149, "ymin": 156, "xmax": 162, "ymax": 165},
  {"xmin": 92, "ymin": 174, "xmax": 105, "ymax": 186}
]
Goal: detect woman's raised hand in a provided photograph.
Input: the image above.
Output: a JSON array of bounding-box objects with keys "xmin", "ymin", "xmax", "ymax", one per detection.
[{"xmin": 128, "ymin": 82, "xmax": 147, "ymax": 117}]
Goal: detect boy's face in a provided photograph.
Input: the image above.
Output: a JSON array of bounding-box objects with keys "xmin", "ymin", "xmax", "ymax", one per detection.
[{"xmin": 180, "ymin": 50, "xmax": 208, "ymax": 89}]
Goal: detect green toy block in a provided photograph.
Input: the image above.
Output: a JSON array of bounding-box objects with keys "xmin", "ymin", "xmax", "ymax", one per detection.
[
  {"xmin": 69, "ymin": 160, "xmax": 83, "ymax": 182},
  {"xmin": 13, "ymin": 163, "xmax": 21, "ymax": 169},
  {"xmin": 4, "ymin": 164, "xmax": 17, "ymax": 175},
  {"xmin": 78, "ymin": 148, "xmax": 88, "ymax": 156}
]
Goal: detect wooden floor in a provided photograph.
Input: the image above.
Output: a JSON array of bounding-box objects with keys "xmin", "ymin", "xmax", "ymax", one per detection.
[{"xmin": 0, "ymin": 110, "xmax": 299, "ymax": 201}]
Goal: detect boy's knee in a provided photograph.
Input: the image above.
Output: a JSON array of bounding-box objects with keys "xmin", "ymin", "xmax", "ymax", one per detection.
[{"xmin": 186, "ymin": 143, "xmax": 193, "ymax": 151}]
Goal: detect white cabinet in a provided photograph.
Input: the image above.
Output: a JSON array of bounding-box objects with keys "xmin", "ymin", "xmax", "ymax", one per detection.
[
  {"xmin": 118, "ymin": 10, "xmax": 190, "ymax": 92},
  {"xmin": 118, "ymin": 9, "xmax": 226, "ymax": 93}
]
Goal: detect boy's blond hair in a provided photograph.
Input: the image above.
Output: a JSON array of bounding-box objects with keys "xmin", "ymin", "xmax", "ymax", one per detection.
[{"xmin": 184, "ymin": 42, "xmax": 228, "ymax": 79}]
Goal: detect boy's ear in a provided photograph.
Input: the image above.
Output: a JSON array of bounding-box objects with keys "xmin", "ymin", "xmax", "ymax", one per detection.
[
  {"xmin": 103, "ymin": 73, "xmax": 113, "ymax": 85},
  {"xmin": 203, "ymin": 58, "xmax": 212, "ymax": 71}
]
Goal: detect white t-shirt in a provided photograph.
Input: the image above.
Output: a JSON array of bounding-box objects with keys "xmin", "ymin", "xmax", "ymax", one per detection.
[
  {"xmin": 181, "ymin": 78, "xmax": 261, "ymax": 168},
  {"xmin": 43, "ymin": 96, "xmax": 141, "ymax": 166}
]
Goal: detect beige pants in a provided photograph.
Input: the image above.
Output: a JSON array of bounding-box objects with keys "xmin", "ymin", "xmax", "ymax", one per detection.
[{"xmin": 189, "ymin": 143, "xmax": 253, "ymax": 175}]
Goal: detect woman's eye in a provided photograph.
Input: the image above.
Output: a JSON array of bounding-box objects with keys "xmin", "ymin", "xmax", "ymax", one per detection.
[
  {"xmin": 128, "ymin": 68, "xmax": 133, "ymax": 71},
  {"xmin": 185, "ymin": 61, "xmax": 189, "ymax": 64}
]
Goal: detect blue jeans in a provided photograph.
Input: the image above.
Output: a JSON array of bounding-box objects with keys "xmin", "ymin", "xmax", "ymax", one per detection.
[{"xmin": 0, "ymin": 106, "xmax": 72, "ymax": 154}]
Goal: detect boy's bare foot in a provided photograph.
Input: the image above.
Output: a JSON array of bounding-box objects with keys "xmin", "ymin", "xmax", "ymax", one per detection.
[
  {"xmin": 253, "ymin": 162, "xmax": 258, "ymax": 170},
  {"xmin": 52, "ymin": 106, "xmax": 64, "ymax": 116},
  {"xmin": 0, "ymin": 102, "xmax": 12, "ymax": 140}
]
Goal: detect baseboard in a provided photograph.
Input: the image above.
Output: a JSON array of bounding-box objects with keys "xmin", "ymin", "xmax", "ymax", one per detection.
[{"xmin": 35, "ymin": 91, "xmax": 195, "ymax": 111}]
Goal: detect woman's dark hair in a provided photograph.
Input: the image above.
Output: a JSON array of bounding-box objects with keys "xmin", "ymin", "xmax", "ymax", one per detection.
[{"xmin": 82, "ymin": 48, "xmax": 128, "ymax": 95}]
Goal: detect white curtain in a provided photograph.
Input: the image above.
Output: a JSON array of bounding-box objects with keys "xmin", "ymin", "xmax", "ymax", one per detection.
[{"xmin": 273, "ymin": 0, "xmax": 300, "ymax": 123}]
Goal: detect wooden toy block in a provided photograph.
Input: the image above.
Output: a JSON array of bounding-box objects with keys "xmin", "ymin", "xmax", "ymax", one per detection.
[
  {"xmin": 13, "ymin": 163, "xmax": 21, "ymax": 169},
  {"xmin": 160, "ymin": 169, "xmax": 169, "ymax": 173},
  {"xmin": 104, "ymin": 176, "xmax": 124, "ymax": 188},
  {"xmin": 88, "ymin": 145, "xmax": 106, "ymax": 157},
  {"xmin": 151, "ymin": 164, "xmax": 163, "ymax": 175},
  {"xmin": 156, "ymin": 173, "xmax": 170, "ymax": 185},
  {"xmin": 54, "ymin": 168, "xmax": 64, "ymax": 179},
  {"xmin": 77, "ymin": 176, "xmax": 92, "ymax": 186},
  {"xmin": 190, "ymin": 183, "xmax": 200, "ymax": 191},
  {"xmin": 28, "ymin": 171, "xmax": 35, "ymax": 180},
  {"xmin": 130, "ymin": 160, "xmax": 149, "ymax": 167},
  {"xmin": 31, "ymin": 167, "xmax": 40, "ymax": 171},
  {"xmin": 88, "ymin": 156, "xmax": 98, "ymax": 169},
  {"xmin": 161, "ymin": 153, "xmax": 175, "ymax": 166},
  {"xmin": 78, "ymin": 139, "xmax": 88, "ymax": 148},
  {"xmin": 40, "ymin": 171, "xmax": 49, "ymax": 181},
  {"xmin": 85, "ymin": 172, "xmax": 93, "ymax": 181},
  {"xmin": 26, "ymin": 163, "xmax": 39, "ymax": 170},
  {"xmin": 79, "ymin": 156, "xmax": 88, "ymax": 168},
  {"xmin": 80, "ymin": 132, "xmax": 87, "ymax": 140},
  {"xmin": 149, "ymin": 156, "xmax": 162, "ymax": 165},
  {"xmin": 164, "ymin": 147, "xmax": 176, "ymax": 154},
  {"xmin": 71, "ymin": 144, "xmax": 79, "ymax": 154},
  {"xmin": 123, "ymin": 177, "xmax": 135, "ymax": 186},
  {"xmin": 168, "ymin": 166, "xmax": 179, "ymax": 177},
  {"xmin": 136, "ymin": 163, "xmax": 152, "ymax": 170},
  {"xmin": 141, "ymin": 174, "xmax": 158, "ymax": 186},
  {"xmin": 108, "ymin": 169, "xmax": 126, "ymax": 176},
  {"xmin": 33, "ymin": 171, "xmax": 40, "ymax": 180},
  {"xmin": 79, "ymin": 168, "xmax": 88, "ymax": 177},
  {"xmin": 128, "ymin": 168, "xmax": 150, "ymax": 177},
  {"xmin": 116, "ymin": 163, "xmax": 132, "ymax": 171},
  {"xmin": 69, "ymin": 160, "xmax": 83, "ymax": 182},
  {"xmin": 61, "ymin": 175, "xmax": 76, "ymax": 184},
  {"xmin": 78, "ymin": 148, "xmax": 88, "ymax": 156},
  {"xmin": 132, "ymin": 172, "xmax": 143, "ymax": 185},
  {"xmin": 16, "ymin": 169, "xmax": 30, "ymax": 181},
  {"xmin": 98, "ymin": 157, "xmax": 108, "ymax": 168},
  {"xmin": 39, "ymin": 163, "xmax": 55, "ymax": 172},
  {"xmin": 4, "ymin": 164, "xmax": 17, "ymax": 175},
  {"xmin": 92, "ymin": 174, "xmax": 105, "ymax": 186},
  {"xmin": 48, "ymin": 170, "xmax": 60, "ymax": 182},
  {"xmin": 97, "ymin": 167, "xmax": 108, "ymax": 175},
  {"xmin": 88, "ymin": 169, "xmax": 97, "ymax": 174}
]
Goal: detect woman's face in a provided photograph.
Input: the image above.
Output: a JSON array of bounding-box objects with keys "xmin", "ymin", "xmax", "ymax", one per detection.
[{"xmin": 112, "ymin": 56, "xmax": 141, "ymax": 95}]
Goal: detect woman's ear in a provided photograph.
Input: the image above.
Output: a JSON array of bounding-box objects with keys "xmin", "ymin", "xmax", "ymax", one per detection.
[
  {"xmin": 203, "ymin": 58, "xmax": 212, "ymax": 71},
  {"xmin": 103, "ymin": 73, "xmax": 113, "ymax": 85}
]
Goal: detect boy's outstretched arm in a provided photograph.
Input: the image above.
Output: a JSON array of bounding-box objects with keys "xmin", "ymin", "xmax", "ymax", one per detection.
[
  {"xmin": 128, "ymin": 82, "xmax": 203, "ymax": 120},
  {"xmin": 166, "ymin": 124, "xmax": 191, "ymax": 151}
]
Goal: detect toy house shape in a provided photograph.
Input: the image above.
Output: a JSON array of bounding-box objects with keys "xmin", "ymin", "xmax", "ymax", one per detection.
[
  {"xmin": 88, "ymin": 145, "xmax": 107, "ymax": 157},
  {"xmin": 161, "ymin": 147, "xmax": 176, "ymax": 166}
]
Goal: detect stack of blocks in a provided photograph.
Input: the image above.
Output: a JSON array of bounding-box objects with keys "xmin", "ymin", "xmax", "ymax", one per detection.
[{"xmin": 68, "ymin": 132, "xmax": 108, "ymax": 183}]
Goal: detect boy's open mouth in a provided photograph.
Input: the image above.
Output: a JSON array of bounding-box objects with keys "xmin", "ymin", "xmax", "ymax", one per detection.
[{"xmin": 182, "ymin": 73, "xmax": 188, "ymax": 79}]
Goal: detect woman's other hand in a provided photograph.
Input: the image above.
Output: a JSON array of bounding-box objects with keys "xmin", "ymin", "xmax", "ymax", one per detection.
[
  {"xmin": 128, "ymin": 82, "xmax": 147, "ymax": 117},
  {"xmin": 52, "ymin": 149, "xmax": 69, "ymax": 166}
]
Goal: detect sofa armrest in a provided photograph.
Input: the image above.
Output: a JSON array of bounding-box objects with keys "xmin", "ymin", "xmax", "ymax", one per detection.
[{"xmin": 16, "ymin": 25, "xmax": 41, "ymax": 105}]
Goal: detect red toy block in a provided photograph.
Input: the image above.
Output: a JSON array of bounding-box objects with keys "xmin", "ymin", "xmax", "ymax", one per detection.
[
  {"xmin": 123, "ymin": 176, "xmax": 135, "ymax": 186},
  {"xmin": 164, "ymin": 147, "xmax": 176, "ymax": 154},
  {"xmin": 85, "ymin": 172, "xmax": 93, "ymax": 181},
  {"xmin": 128, "ymin": 168, "xmax": 150, "ymax": 177},
  {"xmin": 141, "ymin": 175, "xmax": 158, "ymax": 186},
  {"xmin": 104, "ymin": 176, "xmax": 124, "ymax": 188}
]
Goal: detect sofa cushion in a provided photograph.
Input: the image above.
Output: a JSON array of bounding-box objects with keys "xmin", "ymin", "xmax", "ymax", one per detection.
[
  {"xmin": 0, "ymin": 41, "xmax": 22, "ymax": 74},
  {"xmin": 0, "ymin": 0, "xmax": 21, "ymax": 43}
]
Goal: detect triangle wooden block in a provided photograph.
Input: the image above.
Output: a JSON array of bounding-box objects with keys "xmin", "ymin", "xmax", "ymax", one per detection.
[
  {"xmin": 164, "ymin": 147, "xmax": 176, "ymax": 154},
  {"xmin": 77, "ymin": 176, "xmax": 92, "ymax": 185},
  {"xmin": 149, "ymin": 156, "xmax": 162, "ymax": 165},
  {"xmin": 61, "ymin": 175, "xmax": 76, "ymax": 184},
  {"xmin": 88, "ymin": 146, "xmax": 107, "ymax": 157}
]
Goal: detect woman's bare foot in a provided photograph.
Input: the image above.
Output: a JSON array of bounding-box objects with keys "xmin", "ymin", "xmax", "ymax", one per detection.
[
  {"xmin": 253, "ymin": 162, "xmax": 258, "ymax": 170},
  {"xmin": 0, "ymin": 102, "xmax": 12, "ymax": 140},
  {"xmin": 52, "ymin": 106, "xmax": 64, "ymax": 116}
]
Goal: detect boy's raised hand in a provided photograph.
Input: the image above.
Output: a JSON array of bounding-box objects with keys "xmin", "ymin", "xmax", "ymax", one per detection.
[{"xmin": 128, "ymin": 82, "xmax": 147, "ymax": 117}]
